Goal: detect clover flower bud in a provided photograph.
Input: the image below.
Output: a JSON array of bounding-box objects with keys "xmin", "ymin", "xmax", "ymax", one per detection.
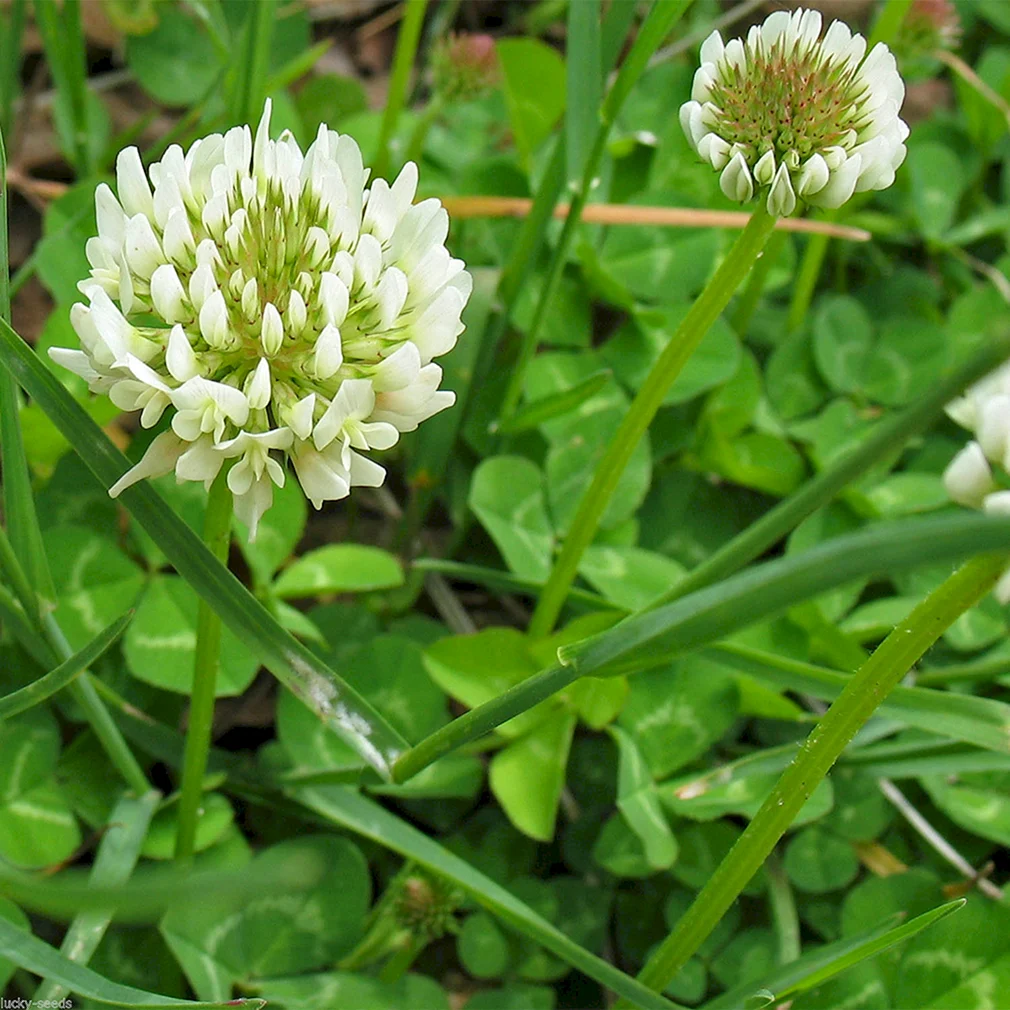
[
  {"xmin": 681, "ymin": 8, "xmax": 909, "ymax": 215},
  {"xmin": 51, "ymin": 99, "xmax": 471, "ymax": 539},
  {"xmin": 944, "ymin": 362, "xmax": 1010, "ymax": 600}
]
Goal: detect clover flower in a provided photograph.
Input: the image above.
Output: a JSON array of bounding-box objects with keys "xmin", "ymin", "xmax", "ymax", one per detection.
[
  {"xmin": 944, "ymin": 363, "xmax": 1010, "ymax": 601},
  {"xmin": 680, "ymin": 7, "xmax": 908, "ymax": 216},
  {"xmin": 50, "ymin": 101, "xmax": 471, "ymax": 538}
]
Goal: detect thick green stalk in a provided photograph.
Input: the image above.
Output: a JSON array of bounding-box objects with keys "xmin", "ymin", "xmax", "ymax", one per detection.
[
  {"xmin": 648, "ymin": 331, "xmax": 1010, "ymax": 610},
  {"xmin": 175, "ymin": 471, "xmax": 233, "ymax": 862},
  {"xmin": 528, "ymin": 204, "xmax": 778, "ymax": 637},
  {"xmin": 730, "ymin": 228, "xmax": 786, "ymax": 335},
  {"xmin": 627, "ymin": 552, "xmax": 1006, "ymax": 1000},
  {"xmin": 374, "ymin": 0, "xmax": 429, "ymax": 180}
]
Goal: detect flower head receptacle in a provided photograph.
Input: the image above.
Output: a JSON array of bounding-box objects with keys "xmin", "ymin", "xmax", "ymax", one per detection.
[
  {"xmin": 680, "ymin": 8, "xmax": 909, "ymax": 216},
  {"xmin": 50, "ymin": 100, "xmax": 471, "ymax": 539}
]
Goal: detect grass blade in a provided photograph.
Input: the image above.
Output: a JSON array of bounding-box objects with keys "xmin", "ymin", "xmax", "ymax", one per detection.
[
  {"xmin": 35, "ymin": 791, "xmax": 161, "ymax": 1004},
  {"xmin": 393, "ymin": 513, "xmax": 1010, "ymax": 781},
  {"xmin": 0, "ymin": 0, "xmax": 25, "ymax": 137},
  {"xmin": 566, "ymin": 0, "xmax": 602, "ymax": 185},
  {"xmin": 292, "ymin": 784, "xmax": 685, "ymax": 1010},
  {"xmin": 0, "ymin": 916, "xmax": 263, "ymax": 1009},
  {"xmin": 0, "ymin": 128, "xmax": 55, "ymax": 613},
  {"xmin": 709, "ymin": 643, "xmax": 1010, "ymax": 755},
  {"xmin": 0, "ymin": 611, "xmax": 132, "ymax": 718},
  {"xmin": 229, "ymin": 0, "xmax": 275, "ymax": 127},
  {"xmin": 373, "ymin": 0, "xmax": 428, "ymax": 179},
  {"xmin": 493, "ymin": 369, "xmax": 612, "ymax": 435},
  {"xmin": 774, "ymin": 899, "xmax": 965, "ymax": 1001},
  {"xmin": 0, "ymin": 316, "xmax": 409, "ymax": 778},
  {"xmin": 649, "ymin": 331, "xmax": 1010, "ymax": 610}
]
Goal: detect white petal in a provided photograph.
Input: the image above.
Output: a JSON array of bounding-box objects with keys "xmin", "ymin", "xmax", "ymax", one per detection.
[
  {"xmin": 199, "ymin": 290, "xmax": 229, "ymax": 348},
  {"xmin": 313, "ymin": 324, "xmax": 343, "ymax": 381},
  {"xmin": 944, "ymin": 442, "xmax": 994, "ymax": 508},
  {"xmin": 720, "ymin": 152, "xmax": 754, "ymax": 203},
  {"xmin": 109, "ymin": 431, "xmax": 185, "ymax": 497},
  {"xmin": 806, "ymin": 153, "xmax": 861, "ymax": 209},
  {"xmin": 699, "ymin": 30, "xmax": 724, "ymax": 66},
  {"xmin": 766, "ymin": 162, "xmax": 797, "ymax": 216},
  {"xmin": 116, "ymin": 147, "xmax": 154, "ymax": 219},
  {"xmin": 371, "ymin": 341, "xmax": 420, "ymax": 392},
  {"xmin": 261, "ymin": 302, "xmax": 284, "ymax": 356},
  {"xmin": 753, "ymin": 149, "xmax": 776, "ymax": 186},
  {"xmin": 246, "ymin": 357, "xmax": 272, "ymax": 410},
  {"xmin": 167, "ymin": 324, "xmax": 200, "ymax": 382},
  {"xmin": 318, "ymin": 272, "xmax": 349, "ymax": 327},
  {"xmin": 150, "ymin": 264, "xmax": 187, "ymax": 323},
  {"xmin": 123, "ymin": 214, "xmax": 165, "ymax": 280},
  {"xmin": 797, "ymin": 154, "xmax": 830, "ymax": 197}
]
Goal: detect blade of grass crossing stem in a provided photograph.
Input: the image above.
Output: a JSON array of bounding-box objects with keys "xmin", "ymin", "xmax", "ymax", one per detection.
[
  {"xmin": 0, "ymin": 0, "xmax": 25, "ymax": 137},
  {"xmin": 175, "ymin": 470, "xmax": 232, "ymax": 862},
  {"xmin": 601, "ymin": 0, "xmax": 640, "ymax": 70},
  {"xmin": 230, "ymin": 0, "xmax": 275, "ymax": 128},
  {"xmin": 622, "ymin": 553, "xmax": 1006, "ymax": 1002},
  {"xmin": 0, "ymin": 129, "xmax": 55, "ymax": 612},
  {"xmin": 292, "ymin": 785, "xmax": 685, "ymax": 1010},
  {"xmin": 0, "ymin": 316, "xmax": 409, "ymax": 777},
  {"xmin": 649, "ymin": 331, "xmax": 1010, "ymax": 609},
  {"xmin": 528, "ymin": 203, "xmax": 777, "ymax": 637},
  {"xmin": 0, "ymin": 582, "xmax": 51, "ymax": 666},
  {"xmin": 0, "ymin": 611, "xmax": 132, "ymax": 719},
  {"xmin": 392, "ymin": 513, "xmax": 1010, "ymax": 781},
  {"xmin": 566, "ymin": 0, "xmax": 602, "ymax": 186},
  {"xmin": 373, "ymin": 0, "xmax": 428, "ymax": 180},
  {"xmin": 773, "ymin": 899, "xmax": 965, "ymax": 1002},
  {"xmin": 35, "ymin": 791, "xmax": 161, "ymax": 1004},
  {"xmin": 0, "ymin": 918, "xmax": 264, "ymax": 1009},
  {"xmin": 497, "ymin": 0, "xmax": 694, "ymax": 422},
  {"xmin": 33, "ymin": 0, "xmax": 91, "ymax": 175}
]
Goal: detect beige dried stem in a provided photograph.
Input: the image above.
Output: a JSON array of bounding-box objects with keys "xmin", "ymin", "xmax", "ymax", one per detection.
[{"xmin": 440, "ymin": 196, "xmax": 872, "ymax": 241}]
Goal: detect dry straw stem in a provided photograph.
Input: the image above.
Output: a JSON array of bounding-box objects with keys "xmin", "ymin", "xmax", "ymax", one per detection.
[{"xmin": 440, "ymin": 196, "xmax": 872, "ymax": 240}]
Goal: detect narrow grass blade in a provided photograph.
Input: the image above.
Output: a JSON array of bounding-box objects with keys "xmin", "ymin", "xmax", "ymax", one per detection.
[
  {"xmin": 229, "ymin": 0, "xmax": 275, "ymax": 127},
  {"xmin": 0, "ymin": 847, "xmax": 323, "ymax": 922},
  {"xmin": 566, "ymin": 0, "xmax": 602, "ymax": 186},
  {"xmin": 292, "ymin": 785, "xmax": 685, "ymax": 1010},
  {"xmin": 0, "ymin": 317, "xmax": 409, "ymax": 778},
  {"xmin": 701, "ymin": 915, "xmax": 905, "ymax": 1008},
  {"xmin": 494, "ymin": 369, "xmax": 612, "ymax": 435},
  {"xmin": 0, "ymin": 0, "xmax": 25, "ymax": 136},
  {"xmin": 626, "ymin": 553, "xmax": 1004, "ymax": 999},
  {"xmin": 709, "ymin": 643, "xmax": 1010, "ymax": 755},
  {"xmin": 0, "ymin": 917, "xmax": 263, "ymax": 1009},
  {"xmin": 394, "ymin": 514, "xmax": 1010, "ymax": 781},
  {"xmin": 0, "ymin": 611, "xmax": 132, "ymax": 718},
  {"xmin": 35, "ymin": 790, "xmax": 161, "ymax": 1003},
  {"xmin": 650, "ymin": 329, "xmax": 1010, "ymax": 610},
  {"xmin": 0, "ymin": 582, "xmax": 50, "ymax": 666},
  {"xmin": 373, "ymin": 0, "xmax": 428, "ymax": 179},
  {"xmin": 0, "ymin": 129, "xmax": 55, "ymax": 612},
  {"xmin": 774, "ymin": 899, "xmax": 965, "ymax": 1001}
]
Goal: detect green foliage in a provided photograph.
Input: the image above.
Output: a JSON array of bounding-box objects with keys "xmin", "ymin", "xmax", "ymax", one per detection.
[{"xmin": 5, "ymin": 2, "xmax": 1010, "ymax": 1008}]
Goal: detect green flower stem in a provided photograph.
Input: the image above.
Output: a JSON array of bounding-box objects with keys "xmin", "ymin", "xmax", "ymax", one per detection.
[
  {"xmin": 647, "ymin": 331, "xmax": 1010, "ymax": 611},
  {"xmin": 730, "ymin": 227, "xmax": 786, "ymax": 335},
  {"xmin": 528, "ymin": 203, "xmax": 778, "ymax": 638},
  {"xmin": 786, "ymin": 216, "xmax": 833, "ymax": 333},
  {"xmin": 868, "ymin": 0, "xmax": 914, "ymax": 48},
  {"xmin": 378, "ymin": 936, "xmax": 426, "ymax": 985},
  {"xmin": 766, "ymin": 853, "xmax": 801, "ymax": 965},
  {"xmin": 374, "ymin": 0, "xmax": 429, "ymax": 181},
  {"xmin": 175, "ymin": 471, "xmax": 233, "ymax": 862},
  {"xmin": 625, "ymin": 551, "xmax": 1007, "ymax": 1002}
]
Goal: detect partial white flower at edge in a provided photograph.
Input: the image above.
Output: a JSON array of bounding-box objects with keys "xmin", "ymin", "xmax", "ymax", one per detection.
[
  {"xmin": 680, "ymin": 7, "xmax": 908, "ymax": 215},
  {"xmin": 51, "ymin": 99, "xmax": 472, "ymax": 539},
  {"xmin": 943, "ymin": 360, "xmax": 1010, "ymax": 603}
]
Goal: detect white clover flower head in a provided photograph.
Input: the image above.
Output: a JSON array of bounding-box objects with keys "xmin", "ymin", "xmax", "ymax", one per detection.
[
  {"xmin": 51, "ymin": 100, "xmax": 472, "ymax": 539},
  {"xmin": 680, "ymin": 8, "xmax": 909, "ymax": 215},
  {"xmin": 943, "ymin": 361, "xmax": 1010, "ymax": 602}
]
